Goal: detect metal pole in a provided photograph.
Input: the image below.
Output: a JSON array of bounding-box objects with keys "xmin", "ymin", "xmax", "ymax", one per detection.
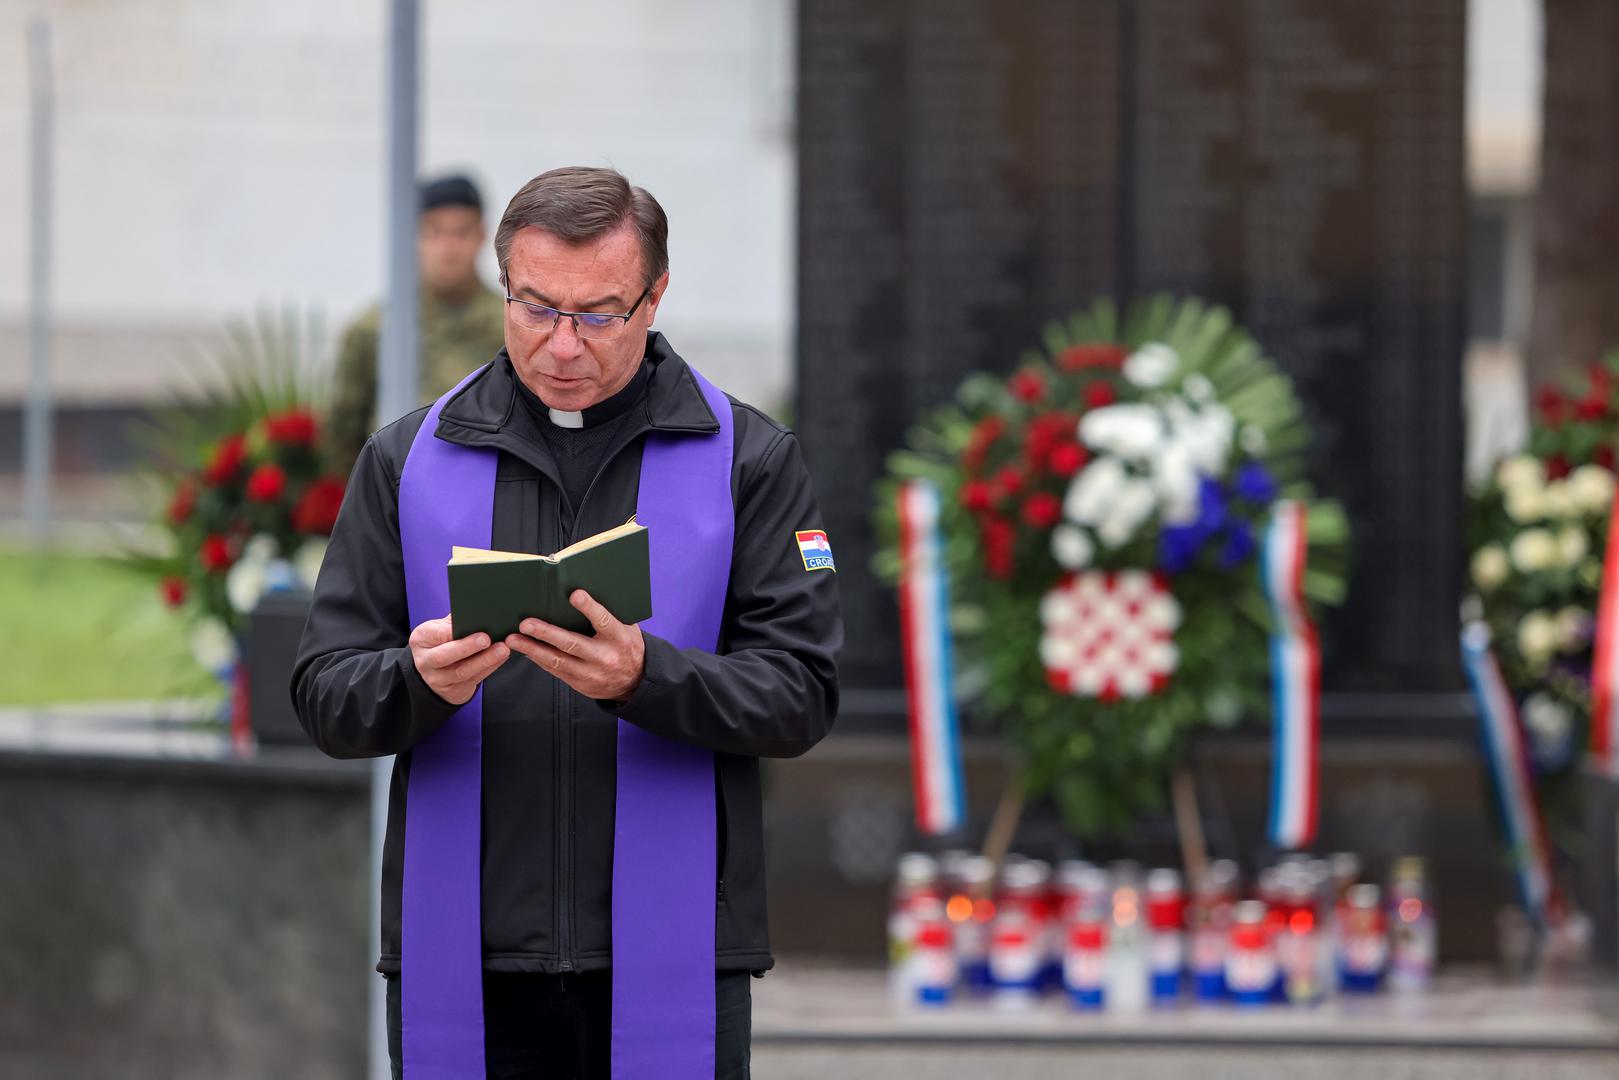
[
  {"xmin": 378, "ymin": 0, "xmax": 421, "ymax": 427},
  {"xmin": 24, "ymin": 17, "xmax": 54, "ymax": 540},
  {"xmin": 372, "ymin": 1, "xmax": 419, "ymax": 1076}
]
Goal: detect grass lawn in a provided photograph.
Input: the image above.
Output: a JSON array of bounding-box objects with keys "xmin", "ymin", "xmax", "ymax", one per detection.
[{"xmin": 0, "ymin": 545, "xmax": 216, "ymax": 706}]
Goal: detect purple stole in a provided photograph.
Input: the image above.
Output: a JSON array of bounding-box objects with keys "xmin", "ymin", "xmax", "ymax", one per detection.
[{"xmin": 397, "ymin": 363, "xmax": 734, "ymax": 1078}]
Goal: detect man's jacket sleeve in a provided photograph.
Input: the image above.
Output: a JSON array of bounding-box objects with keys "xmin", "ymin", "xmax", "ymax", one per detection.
[
  {"xmin": 613, "ymin": 428, "xmax": 843, "ymax": 758},
  {"xmin": 290, "ymin": 433, "xmax": 460, "ymax": 758}
]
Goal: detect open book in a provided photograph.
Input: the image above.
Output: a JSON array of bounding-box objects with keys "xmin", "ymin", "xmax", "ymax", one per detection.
[{"xmin": 447, "ymin": 518, "xmax": 651, "ymax": 639}]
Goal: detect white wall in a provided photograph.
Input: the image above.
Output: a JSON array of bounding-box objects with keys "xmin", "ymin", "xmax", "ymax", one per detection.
[
  {"xmin": 0, "ymin": 0, "xmax": 795, "ymax": 409},
  {"xmin": 0, "ymin": 0, "xmax": 1547, "ymax": 412}
]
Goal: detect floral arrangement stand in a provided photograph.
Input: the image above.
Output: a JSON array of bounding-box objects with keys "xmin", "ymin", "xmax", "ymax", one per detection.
[
  {"xmin": 876, "ymin": 295, "xmax": 1348, "ymax": 841},
  {"xmin": 126, "ymin": 311, "xmax": 345, "ymax": 743}
]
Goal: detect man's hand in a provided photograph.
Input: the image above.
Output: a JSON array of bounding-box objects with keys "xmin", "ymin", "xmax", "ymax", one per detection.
[
  {"xmin": 506, "ymin": 590, "xmax": 646, "ymax": 703},
  {"xmin": 409, "ymin": 615, "xmax": 510, "ymax": 706}
]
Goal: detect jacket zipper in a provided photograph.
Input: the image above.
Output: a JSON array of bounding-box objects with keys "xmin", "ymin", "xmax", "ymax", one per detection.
[
  {"xmin": 553, "ymin": 488, "xmax": 574, "ymax": 974},
  {"xmin": 555, "ymin": 424, "xmax": 649, "ymax": 973}
]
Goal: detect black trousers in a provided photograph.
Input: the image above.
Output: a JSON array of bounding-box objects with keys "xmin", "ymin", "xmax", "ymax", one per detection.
[{"xmin": 386, "ymin": 970, "xmax": 752, "ymax": 1079}]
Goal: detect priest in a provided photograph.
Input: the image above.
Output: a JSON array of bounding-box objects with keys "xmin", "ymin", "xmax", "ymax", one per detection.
[{"xmin": 292, "ymin": 165, "xmax": 842, "ymax": 1079}]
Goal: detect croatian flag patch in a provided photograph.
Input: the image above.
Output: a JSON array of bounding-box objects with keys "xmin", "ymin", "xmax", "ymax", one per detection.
[{"xmin": 796, "ymin": 529, "xmax": 836, "ymax": 572}]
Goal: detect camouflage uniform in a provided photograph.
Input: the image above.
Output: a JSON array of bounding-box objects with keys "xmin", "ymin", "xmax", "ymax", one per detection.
[{"xmin": 327, "ymin": 284, "xmax": 508, "ymax": 471}]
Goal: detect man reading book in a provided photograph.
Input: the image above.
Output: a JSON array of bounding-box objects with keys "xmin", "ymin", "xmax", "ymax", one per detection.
[{"xmin": 292, "ymin": 166, "xmax": 842, "ymax": 1080}]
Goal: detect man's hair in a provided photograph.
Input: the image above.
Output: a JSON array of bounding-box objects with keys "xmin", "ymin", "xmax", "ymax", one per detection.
[
  {"xmin": 495, "ymin": 167, "xmax": 669, "ymax": 290},
  {"xmin": 420, "ymin": 173, "xmax": 482, "ymax": 215}
]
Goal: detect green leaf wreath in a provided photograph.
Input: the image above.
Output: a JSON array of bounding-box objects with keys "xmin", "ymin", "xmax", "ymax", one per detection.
[{"xmin": 875, "ymin": 295, "xmax": 1349, "ymax": 834}]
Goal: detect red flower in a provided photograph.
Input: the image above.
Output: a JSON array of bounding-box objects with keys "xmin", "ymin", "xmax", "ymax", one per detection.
[
  {"xmin": 292, "ymin": 476, "xmax": 346, "ymax": 534},
  {"xmin": 1085, "ymin": 382, "xmax": 1116, "ymax": 409},
  {"xmin": 200, "ymin": 534, "xmax": 233, "ymax": 573},
  {"xmin": 1547, "ymin": 454, "xmax": 1572, "ymax": 481},
  {"xmin": 203, "ymin": 434, "xmax": 248, "ymax": 486},
  {"xmin": 959, "ymin": 481, "xmax": 995, "ymax": 513},
  {"xmin": 1588, "ymin": 365, "xmax": 1611, "ymax": 400},
  {"xmin": 1596, "ymin": 445, "xmax": 1617, "ymax": 472},
  {"xmin": 1021, "ymin": 492, "xmax": 1063, "ymax": 528},
  {"xmin": 982, "ymin": 518, "xmax": 1015, "ymax": 579},
  {"xmin": 264, "ymin": 410, "xmax": 318, "ymax": 446},
  {"xmin": 167, "ymin": 480, "xmax": 196, "ymax": 525},
  {"xmin": 993, "ymin": 466, "xmax": 1025, "ymax": 499},
  {"xmin": 160, "ymin": 576, "xmax": 187, "ymax": 608},
  {"xmin": 1536, "ymin": 387, "xmax": 1566, "ymax": 425},
  {"xmin": 1577, "ymin": 396, "xmax": 1607, "ymax": 421},
  {"xmin": 1010, "ymin": 371, "xmax": 1045, "ymax": 403},
  {"xmin": 1056, "ymin": 344, "xmax": 1127, "ymax": 372},
  {"xmin": 245, "ymin": 463, "xmax": 287, "ymax": 503},
  {"xmin": 963, "ymin": 416, "xmax": 1006, "ymax": 475},
  {"xmin": 1047, "ymin": 441, "xmax": 1089, "ymax": 476}
]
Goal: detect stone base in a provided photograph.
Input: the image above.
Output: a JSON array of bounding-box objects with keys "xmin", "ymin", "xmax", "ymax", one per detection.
[
  {"xmin": 752, "ymin": 966, "xmax": 1619, "ymax": 1080},
  {"xmin": 0, "ymin": 719, "xmax": 369, "ymax": 1079}
]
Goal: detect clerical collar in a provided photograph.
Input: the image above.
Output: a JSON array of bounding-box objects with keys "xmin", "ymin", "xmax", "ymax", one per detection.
[{"xmin": 514, "ymin": 357, "xmax": 651, "ymax": 431}]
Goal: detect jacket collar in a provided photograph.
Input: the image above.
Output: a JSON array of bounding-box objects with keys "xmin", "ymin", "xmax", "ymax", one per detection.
[{"xmin": 434, "ymin": 331, "xmax": 720, "ymax": 445}]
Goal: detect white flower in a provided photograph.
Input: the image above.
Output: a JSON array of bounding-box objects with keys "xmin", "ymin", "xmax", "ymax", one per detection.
[
  {"xmin": 1509, "ymin": 528, "xmax": 1557, "ymax": 573},
  {"xmin": 1557, "ymin": 526, "xmax": 1590, "ymax": 566},
  {"xmin": 1065, "ymin": 456, "xmax": 1127, "ymax": 525},
  {"xmin": 1051, "ymin": 524, "xmax": 1094, "ymax": 569},
  {"xmin": 1118, "ymin": 668, "xmax": 1152, "ymax": 699},
  {"xmin": 1145, "ymin": 593, "xmax": 1182, "ymax": 632},
  {"xmin": 243, "ymin": 533, "xmax": 278, "ymax": 564},
  {"xmin": 1522, "ymin": 693, "xmax": 1572, "ymax": 753},
  {"xmin": 1504, "ymin": 484, "xmax": 1547, "ymax": 524},
  {"xmin": 1567, "ymin": 464, "xmax": 1616, "ymax": 514},
  {"xmin": 1123, "ymin": 343, "xmax": 1180, "ymax": 388},
  {"xmin": 1080, "ymin": 405, "xmax": 1164, "ymax": 459},
  {"xmin": 1470, "ymin": 545, "xmax": 1509, "ymax": 592},
  {"xmin": 189, "ymin": 616, "xmax": 238, "ymax": 674},
  {"xmin": 1153, "ymin": 441, "xmax": 1202, "ymax": 525},
  {"xmin": 1183, "ymin": 374, "xmax": 1215, "ymax": 404},
  {"xmin": 1496, "ymin": 455, "xmax": 1545, "ymax": 495},
  {"xmin": 1517, "ymin": 611, "xmax": 1559, "ymax": 663},
  {"xmin": 1240, "ymin": 426, "xmax": 1268, "ymax": 457},
  {"xmin": 1542, "ymin": 481, "xmax": 1578, "ymax": 520},
  {"xmin": 1039, "ymin": 634, "xmax": 1079, "ymax": 670},
  {"xmin": 1555, "ymin": 606, "xmax": 1592, "ymax": 651},
  {"xmin": 1183, "ymin": 405, "xmax": 1235, "ymax": 475},
  {"xmin": 226, "ymin": 557, "xmax": 269, "ymax": 614},
  {"xmin": 1096, "ymin": 479, "xmax": 1158, "ymax": 548},
  {"xmin": 293, "ymin": 539, "xmax": 328, "ymax": 592}
]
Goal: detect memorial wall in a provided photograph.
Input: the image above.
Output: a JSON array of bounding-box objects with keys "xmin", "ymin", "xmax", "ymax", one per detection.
[{"xmin": 797, "ymin": 0, "xmax": 1466, "ymax": 705}]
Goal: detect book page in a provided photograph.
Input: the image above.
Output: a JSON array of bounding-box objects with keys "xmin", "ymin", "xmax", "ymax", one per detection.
[
  {"xmin": 447, "ymin": 518, "xmax": 640, "ymax": 565},
  {"xmin": 550, "ymin": 517, "xmax": 643, "ymax": 562},
  {"xmin": 448, "ymin": 546, "xmax": 544, "ymax": 565}
]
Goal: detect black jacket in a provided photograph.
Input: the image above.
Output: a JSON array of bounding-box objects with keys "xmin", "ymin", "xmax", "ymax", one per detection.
[{"xmin": 291, "ymin": 334, "xmax": 842, "ymax": 975}]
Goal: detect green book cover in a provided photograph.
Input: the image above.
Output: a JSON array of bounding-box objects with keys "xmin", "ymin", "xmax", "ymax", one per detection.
[{"xmin": 447, "ymin": 519, "xmax": 651, "ymax": 640}]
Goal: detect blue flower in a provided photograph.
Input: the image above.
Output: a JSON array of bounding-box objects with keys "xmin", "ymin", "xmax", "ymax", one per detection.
[
  {"xmin": 1197, "ymin": 476, "xmax": 1229, "ymax": 533},
  {"xmin": 1158, "ymin": 523, "xmax": 1205, "ymax": 573},
  {"xmin": 1219, "ymin": 520, "xmax": 1257, "ymax": 569},
  {"xmin": 1234, "ymin": 461, "xmax": 1278, "ymax": 505}
]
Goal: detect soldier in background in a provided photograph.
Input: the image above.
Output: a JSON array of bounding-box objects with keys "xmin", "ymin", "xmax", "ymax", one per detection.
[{"xmin": 327, "ymin": 174, "xmax": 507, "ymax": 471}]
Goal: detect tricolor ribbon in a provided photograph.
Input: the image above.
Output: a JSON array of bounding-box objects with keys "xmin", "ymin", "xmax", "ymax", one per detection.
[
  {"xmin": 1261, "ymin": 500, "xmax": 1320, "ymax": 850},
  {"xmin": 896, "ymin": 479, "xmax": 966, "ymax": 835},
  {"xmin": 1589, "ymin": 486, "xmax": 1619, "ymax": 773},
  {"xmin": 1460, "ymin": 622, "xmax": 1556, "ymax": 926}
]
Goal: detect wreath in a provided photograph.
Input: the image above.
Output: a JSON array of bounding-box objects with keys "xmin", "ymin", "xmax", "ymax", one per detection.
[
  {"xmin": 876, "ymin": 296, "xmax": 1349, "ymax": 833},
  {"xmin": 1466, "ymin": 351, "xmax": 1619, "ymax": 833}
]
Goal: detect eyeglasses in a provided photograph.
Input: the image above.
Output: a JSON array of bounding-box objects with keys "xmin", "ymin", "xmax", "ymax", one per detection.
[{"xmin": 504, "ymin": 286, "xmax": 652, "ymax": 340}]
